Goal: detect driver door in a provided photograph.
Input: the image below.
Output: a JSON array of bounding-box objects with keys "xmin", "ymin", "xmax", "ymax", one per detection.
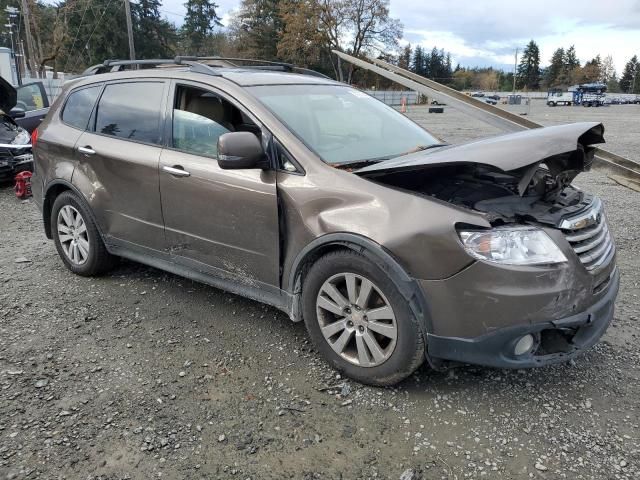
[{"xmin": 159, "ymin": 81, "xmax": 280, "ymax": 288}]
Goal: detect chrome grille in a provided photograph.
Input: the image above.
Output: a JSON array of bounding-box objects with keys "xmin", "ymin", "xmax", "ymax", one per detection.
[{"xmin": 560, "ymin": 198, "xmax": 614, "ymax": 272}]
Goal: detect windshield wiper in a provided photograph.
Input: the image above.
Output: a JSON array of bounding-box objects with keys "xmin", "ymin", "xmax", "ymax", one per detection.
[
  {"xmin": 401, "ymin": 143, "xmax": 449, "ymax": 155},
  {"xmin": 333, "ymin": 158, "xmax": 385, "ymax": 170},
  {"xmin": 333, "ymin": 144, "xmax": 449, "ymax": 169}
]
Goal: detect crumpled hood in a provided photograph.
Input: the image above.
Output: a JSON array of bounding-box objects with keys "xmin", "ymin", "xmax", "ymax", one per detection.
[
  {"xmin": 356, "ymin": 122, "xmax": 605, "ymax": 175},
  {"xmin": 0, "ymin": 75, "xmax": 17, "ymax": 113}
]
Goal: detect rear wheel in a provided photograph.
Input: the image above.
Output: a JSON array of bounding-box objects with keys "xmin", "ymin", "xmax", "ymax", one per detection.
[
  {"xmin": 302, "ymin": 250, "xmax": 425, "ymax": 386},
  {"xmin": 51, "ymin": 191, "xmax": 116, "ymax": 276}
]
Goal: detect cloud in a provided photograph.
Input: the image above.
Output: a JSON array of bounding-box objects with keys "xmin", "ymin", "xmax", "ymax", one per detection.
[
  {"xmin": 157, "ymin": 0, "xmax": 640, "ymax": 71},
  {"xmin": 392, "ymin": 0, "xmax": 640, "ymax": 71}
]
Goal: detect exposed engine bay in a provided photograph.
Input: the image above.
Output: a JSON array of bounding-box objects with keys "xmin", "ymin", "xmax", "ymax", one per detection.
[
  {"xmin": 356, "ymin": 122, "xmax": 605, "ymax": 227},
  {"xmin": 360, "ymin": 161, "xmax": 594, "ymax": 227}
]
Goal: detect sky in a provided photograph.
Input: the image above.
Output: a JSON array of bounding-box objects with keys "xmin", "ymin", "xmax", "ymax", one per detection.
[{"xmin": 159, "ymin": 0, "xmax": 640, "ymax": 73}]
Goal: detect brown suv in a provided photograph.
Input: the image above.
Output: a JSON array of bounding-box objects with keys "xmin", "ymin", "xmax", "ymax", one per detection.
[{"xmin": 32, "ymin": 58, "xmax": 619, "ymax": 386}]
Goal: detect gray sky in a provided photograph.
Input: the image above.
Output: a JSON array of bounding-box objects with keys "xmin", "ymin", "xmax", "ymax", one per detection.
[{"xmin": 159, "ymin": 0, "xmax": 640, "ymax": 73}]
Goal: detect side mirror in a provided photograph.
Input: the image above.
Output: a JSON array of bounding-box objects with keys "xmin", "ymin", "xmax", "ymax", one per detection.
[
  {"xmin": 217, "ymin": 132, "xmax": 269, "ymax": 170},
  {"xmin": 9, "ymin": 107, "xmax": 25, "ymax": 119}
]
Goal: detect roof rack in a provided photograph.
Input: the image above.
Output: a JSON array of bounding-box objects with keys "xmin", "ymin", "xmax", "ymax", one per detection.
[
  {"xmin": 82, "ymin": 56, "xmax": 329, "ymax": 79},
  {"xmin": 82, "ymin": 57, "xmax": 223, "ymax": 76}
]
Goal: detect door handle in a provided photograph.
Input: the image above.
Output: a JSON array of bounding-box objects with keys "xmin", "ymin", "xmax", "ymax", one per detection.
[
  {"xmin": 78, "ymin": 146, "xmax": 95, "ymax": 156},
  {"xmin": 162, "ymin": 165, "xmax": 191, "ymax": 177}
]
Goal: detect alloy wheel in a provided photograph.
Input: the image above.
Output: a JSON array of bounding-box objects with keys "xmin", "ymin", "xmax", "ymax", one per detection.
[
  {"xmin": 316, "ymin": 272, "xmax": 397, "ymax": 367},
  {"xmin": 57, "ymin": 205, "xmax": 90, "ymax": 265}
]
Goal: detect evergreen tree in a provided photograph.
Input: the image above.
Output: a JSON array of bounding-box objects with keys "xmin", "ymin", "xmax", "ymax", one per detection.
[
  {"xmin": 544, "ymin": 47, "xmax": 564, "ymax": 87},
  {"xmin": 412, "ymin": 45, "xmax": 424, "ymax": 75},
  {"xmin": 59, "ymin": 0, "xmax": 129, "ymax": 72},
  {"xmin": 620, "ymin": 55, "xmax": 638, "ymax": 93},
  {"xmin": 564, "ymin": 45, "xmax": 580, "ymax": 69},
  {"xmin": 560, "ymin": 45, "xmax": 580, "ymax": 85},
  {"xmin": 233, "ymin": 0, "xmax": 283, "ymax": 60},
  {"xmin": 183, "ymin": 0, "xmax": 223, "ymax": 55},
  {"xmin": 516, "ymin": 40, "xmax": 541, "ymax": 89},
  {"xmin": 133, "ymin": 0, "xmax": 177, "ymax": 58}
]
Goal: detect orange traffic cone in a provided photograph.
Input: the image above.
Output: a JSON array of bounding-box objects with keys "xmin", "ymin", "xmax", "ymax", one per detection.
[{"xmin": 400, "ymin": 96, "xmax": 407, "ymax": 113}]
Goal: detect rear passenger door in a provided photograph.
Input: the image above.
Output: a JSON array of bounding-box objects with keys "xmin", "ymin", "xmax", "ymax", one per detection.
[{"xmin": 74, "ymin": 80, "xmax": 168, "ymax": 252}]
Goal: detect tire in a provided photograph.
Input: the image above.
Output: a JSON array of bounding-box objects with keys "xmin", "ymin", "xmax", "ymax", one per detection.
[
  {"xmin": 51, "ymin": 191, "xmax": 116, "ymax": 276},
  {"xmin": 302, "ymin": 250, "xmax": 425, "ymax": 386},
  {"xmin": 548, "ymin": 101, "xmax": 556, "ymax": 107}
]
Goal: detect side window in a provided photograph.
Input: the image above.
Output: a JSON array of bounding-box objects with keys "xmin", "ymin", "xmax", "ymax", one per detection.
[
  {"xmin": 62, "ymin": 86, "xmax": 101, "ymax": 130},
  {"xmin": 172, "ymin": 85, "xmax": 260, "ymax": 157},
  {"xmin": 16, "ymin": 82, "xmax": 49, "ymax": 111},
  {"xmin": 95, "ymin": 82, "xmax": 164, "ymax": 145}
]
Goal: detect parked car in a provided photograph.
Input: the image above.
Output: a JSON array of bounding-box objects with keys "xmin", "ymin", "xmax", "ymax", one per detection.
[
  {"xmin": 13, "ymin": 81, "xmax": 50, "ymax": 133},
  {"xmin": 470, "ymin": 91, "xmax": 485, "ymax": 97},
  {"xmin": 487, "ymin": 94, "xmax": 500, "ymax": 101},
  {"xmin": 0, "ymin": 76, "xmax": 35, "ymax": 181},
  {"xmin": 32, "ymin": 59, "xmax": 619, "ymax": 386},
  {"xmin": 483, "ymin": 97, "xmax": 498, "ymax": 105}
]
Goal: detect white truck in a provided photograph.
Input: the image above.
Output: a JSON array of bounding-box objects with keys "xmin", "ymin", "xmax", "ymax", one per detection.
[{"xmin": 547, "ymin": 89, "xmax": 573, "ymax": 106}]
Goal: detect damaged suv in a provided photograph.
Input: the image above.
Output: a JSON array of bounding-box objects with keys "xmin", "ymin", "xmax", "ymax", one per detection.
[{"xmin": 32, "ymin": 59, "xmax": 618, "ymax": 385}]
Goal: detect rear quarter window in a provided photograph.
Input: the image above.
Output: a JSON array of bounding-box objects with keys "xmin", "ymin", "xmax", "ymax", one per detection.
[
  {"xmin": 95, "ymin": 82, "xmax": 165, "ymax": 145},
  {"xmin": 62, "ymin": 85, "xmax": 102, "ymax": 130}
]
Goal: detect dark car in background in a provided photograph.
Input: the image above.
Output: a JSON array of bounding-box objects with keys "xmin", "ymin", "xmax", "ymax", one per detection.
[
  {"xmin": 0, "ymin": 76, "xmax": 39, "ymax": 181},
  {"xmin": 13, "ymin": 81, "xmax": 50, "ymax": 133}
]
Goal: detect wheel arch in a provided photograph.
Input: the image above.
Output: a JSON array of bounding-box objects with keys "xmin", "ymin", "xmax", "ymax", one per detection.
[
  {"xmin": 286, "ymin": 233, "xmax": 432, "ymax": 336},
  {"xmin": 43, "ymin": 180, "xmax": 105, "ymax": 241}
]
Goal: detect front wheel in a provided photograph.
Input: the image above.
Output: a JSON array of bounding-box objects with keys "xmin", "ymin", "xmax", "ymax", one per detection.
[{"xmin": 302, "ymin": 250, "xmax": 425, "ymax": 386}]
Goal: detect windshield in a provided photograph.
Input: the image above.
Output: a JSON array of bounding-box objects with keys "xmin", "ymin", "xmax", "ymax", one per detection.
[{"xmin": 248, "ymin": 84, "xmax": 440, "ymax": 165}]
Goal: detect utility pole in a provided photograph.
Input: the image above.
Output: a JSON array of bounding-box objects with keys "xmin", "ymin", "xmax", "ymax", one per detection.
[
  {"xmin": 4, "ymin": 6, "xmax": 21, "ymax": 84},
  {"xmin": 512, "ymin": 48, "xmax": 518, "ymax": 93},
  {"xmin": 20, "ymin": 0, "xmax": 37, "ymax": 78},
  {"xmin": 124, "ymin": 0, "xmax": 136, "ymax": 64}
]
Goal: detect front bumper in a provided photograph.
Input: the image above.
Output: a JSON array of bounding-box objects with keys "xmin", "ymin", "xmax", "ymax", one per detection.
[
  {"xmin": 426, "ymin": 267, "xmax": 619, "ymax": 368},
  {"xmin": 0, "ymin": 145, "xmax": 33, "ymax": 181}
]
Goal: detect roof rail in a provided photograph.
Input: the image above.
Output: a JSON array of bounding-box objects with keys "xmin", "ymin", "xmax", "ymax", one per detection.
[
  {"xmin": 82, "ymin": 57, "xmax": 223, "ymax": 77},
  {"xmin": 82, "ymin": 56, "xmax": 329, "ymax": 79}
]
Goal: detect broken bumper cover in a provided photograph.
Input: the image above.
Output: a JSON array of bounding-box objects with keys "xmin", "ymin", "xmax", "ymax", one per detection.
[
  {"xmin": 426, "ymin": 268, "xmax": 619, "ymax": 368},
  {"xmin": 0, "ymin": 144, "xmax": 33, "ymax": 180}
]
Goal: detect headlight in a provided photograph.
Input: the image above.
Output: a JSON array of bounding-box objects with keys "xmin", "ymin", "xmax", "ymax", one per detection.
[
  {"xmin": 458, "ymin": 227, "xmax": 567, "ymax": 265},
  {"xmin": 11, "ymin": 129, "xmax": 31, "ymax": 146}
]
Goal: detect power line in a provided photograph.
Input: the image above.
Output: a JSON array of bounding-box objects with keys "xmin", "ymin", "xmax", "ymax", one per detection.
[
  {"xmin": 62, "ymin": 0, "xmax": 91, "ymax": 73},
  {"xmin": 70, "ymin": 0, "xmax": 117, "ymax": 73}
]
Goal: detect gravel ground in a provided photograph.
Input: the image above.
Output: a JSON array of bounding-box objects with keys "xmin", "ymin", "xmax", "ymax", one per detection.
[{"xmin": 1, "ymin": 104, "xmax": 639, "ymax": 480}]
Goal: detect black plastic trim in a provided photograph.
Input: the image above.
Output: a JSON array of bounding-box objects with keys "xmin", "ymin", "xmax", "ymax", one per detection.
[
  {"xmin": 106, "ymin": 237, "xmax": 292, "ymax": 316},
  {"xmin": 287, "ymin": 233, "xmax": 433, "ymax": 335}
]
